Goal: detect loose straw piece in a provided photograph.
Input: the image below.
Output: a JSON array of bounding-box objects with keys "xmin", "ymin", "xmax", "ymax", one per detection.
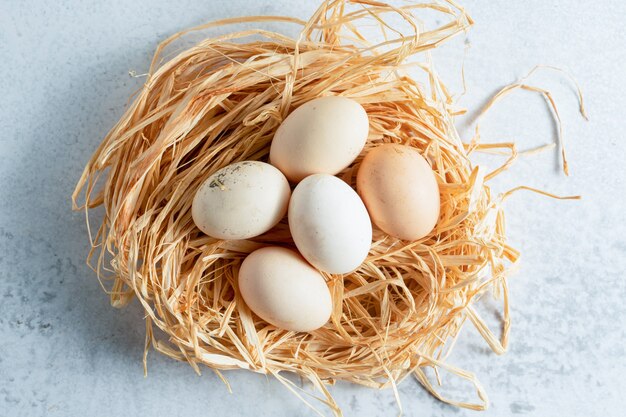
[
  {"xmin": 475, "ymin": 65, "xmax": 587, "ymax": 176},
  {"xmin": 72, "ymin": 1, "xmax": 581, "ymax": 414}
]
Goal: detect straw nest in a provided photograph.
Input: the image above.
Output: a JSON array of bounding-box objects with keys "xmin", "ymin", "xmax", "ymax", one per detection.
[{"xmin": 73, "ymin": 0, "xmax": 584, "ymax": 414}]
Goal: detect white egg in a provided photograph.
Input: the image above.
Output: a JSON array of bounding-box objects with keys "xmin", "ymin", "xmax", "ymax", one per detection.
[
  {"xmin": 192, "ymin": 161, "xmax": 290, "ymax": 239},
  {"xmin": 238, "ymin": 246, "xmax": 332, "ymax": 332},
  {"xmin": 270, "ymin": 96, "xmax": 369, "ymax": 182},
  {"xmin": 288, "ymin": 174, "xmax": 372, "ymax": 274}
]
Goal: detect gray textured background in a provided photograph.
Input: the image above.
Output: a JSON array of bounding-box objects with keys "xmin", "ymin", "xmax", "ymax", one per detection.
[{"xmin": 1, "ymin": 1, "xmax": 625, "ymax": 416}]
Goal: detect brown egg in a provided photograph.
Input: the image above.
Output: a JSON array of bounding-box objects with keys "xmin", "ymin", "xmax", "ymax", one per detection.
[{"xmin": 357, "ymin": 144, "xmax": 440, "ymax": 240}]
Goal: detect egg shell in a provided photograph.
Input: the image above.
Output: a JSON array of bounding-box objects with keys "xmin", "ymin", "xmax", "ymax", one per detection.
[
  {"xmin": 288, "ymin": 174, "xmax": 372, "ymax": 274},
  {"xmin": 269, "ymin": 96, "xmax": 369, "ymax": 182},
  {"xmin": 357, "ymin": 144, "xmax": 440, "ymax": 240},
  {"xmin": 238, "ymin": 246, "xmax": 332, "ymax": 332},
  {"xmin": 192, "ymin": 161, "xmax": 290, "ymax": 239}
]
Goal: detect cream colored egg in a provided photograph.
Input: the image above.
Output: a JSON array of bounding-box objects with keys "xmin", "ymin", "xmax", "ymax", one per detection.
[
  {"xmin": 357, "ymin": 144, "xmax": 440, "ymax": 240},
  {"xmin": 238, "ymin": 246, "xmax": 332, "ymax": 332},
  {"xmin": 289, "ymin": 174, "xmax": 372, "ymax": 274},
  {"xmin": 192, "ymin": 161, "xmax": 290, "ymax": 239},
  {"xmin": 270, "ymin": 96, "xmax": 369, "ymax": 182}
]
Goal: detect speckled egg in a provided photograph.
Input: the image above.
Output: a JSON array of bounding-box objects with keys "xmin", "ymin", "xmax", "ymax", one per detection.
[{"xmin": 192, "ymin": 161, "xmax": 290, "ymax": 239}]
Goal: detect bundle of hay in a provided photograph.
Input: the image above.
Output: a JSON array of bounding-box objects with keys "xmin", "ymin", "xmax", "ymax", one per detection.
[{"xmin": 73, "ymin": 1, "xmax": 583, "ymax": 414}]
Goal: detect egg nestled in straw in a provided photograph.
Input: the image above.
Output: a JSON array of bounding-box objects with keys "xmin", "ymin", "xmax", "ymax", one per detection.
[
  {"xmin": 289, "ymin": 174, "xmax": 372, "ymax": 274},
  {"xmin": 270, "ymin": 96, "xmax": 369, "ymax": 182},
  {"xmin": 238, "ymin": 246, "xmax": 332, "ymax": 332},
  {"xmin": 192, "ymin": 161, "xmax": 290, "ymax": 240},
  {"xmin": 357, "ymin": 143, "xmax": 440, "ymax": 240}
]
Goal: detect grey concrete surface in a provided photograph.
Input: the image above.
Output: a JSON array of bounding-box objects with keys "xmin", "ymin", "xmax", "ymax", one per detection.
[{"xmin": 1, "ymin": 1, "xmax": 624, "ymax": 416}]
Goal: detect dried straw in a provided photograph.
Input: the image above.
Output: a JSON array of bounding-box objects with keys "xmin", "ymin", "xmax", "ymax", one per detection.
[{"xmin": 72, "ymin": 1, "xmax": 583, "ymax": 414}]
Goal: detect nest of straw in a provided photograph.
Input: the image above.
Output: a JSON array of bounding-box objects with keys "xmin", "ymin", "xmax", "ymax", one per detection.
[{"xmin": 73, "ymin": 1, "xmax": 584, "ymax": 413}]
